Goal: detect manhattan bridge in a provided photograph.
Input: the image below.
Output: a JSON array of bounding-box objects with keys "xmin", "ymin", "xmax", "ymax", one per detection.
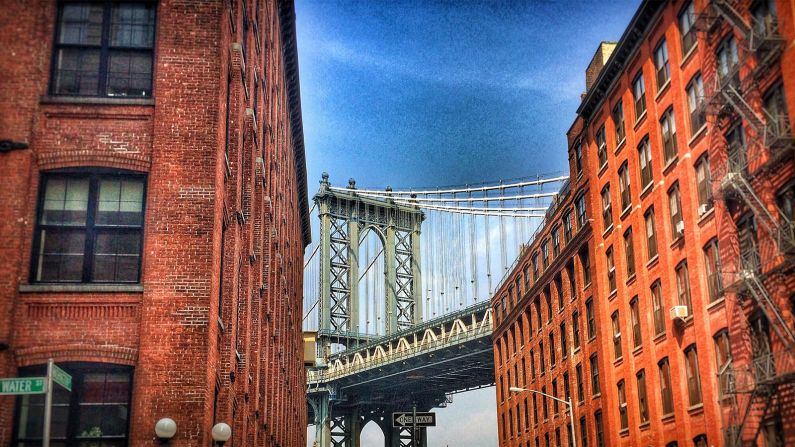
[{"xmin": 303, "ymin": 172, "xmax": 569, "ymax": 447}]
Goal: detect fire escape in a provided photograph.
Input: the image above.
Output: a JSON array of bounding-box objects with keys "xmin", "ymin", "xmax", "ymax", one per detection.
[{"xmin": 699, "ymin": 1, "xmax": 795, "ymax": 446}]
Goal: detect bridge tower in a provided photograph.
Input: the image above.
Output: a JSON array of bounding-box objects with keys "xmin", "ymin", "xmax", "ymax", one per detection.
[{"xmin": 315, "ymin": 173, "xmax": 424, "ymax": 350}]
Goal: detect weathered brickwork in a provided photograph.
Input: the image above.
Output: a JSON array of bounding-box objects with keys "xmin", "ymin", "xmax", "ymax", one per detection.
[
  {"xmin": 494, "ymin": 1, "xmax": 795, "ymax": 446},
  {"xmin": 0, "ymin": 1, "xmax": 310, "ymax": 446}
]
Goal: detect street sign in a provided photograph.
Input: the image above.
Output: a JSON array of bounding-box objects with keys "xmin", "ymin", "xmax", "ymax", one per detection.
[
  {"xmin": 0, "ymin": 377, "xmax": 46, "ymax": 395},
  {"xmin": 392, "ymin": 412, "xmax": 436, "ymax": 427},
  {"xmin": 52, "ymin": 364, "xmax": 72, "ymax": 392}
]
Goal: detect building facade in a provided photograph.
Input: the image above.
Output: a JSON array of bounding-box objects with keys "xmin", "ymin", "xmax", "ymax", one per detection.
[
  {"xmin": 494, "ymin": 0, "xmax": 794, "ymax": 446},
  {"xmin": 0, "ymin": 1, "xmax": 310, "ymax": 446}
]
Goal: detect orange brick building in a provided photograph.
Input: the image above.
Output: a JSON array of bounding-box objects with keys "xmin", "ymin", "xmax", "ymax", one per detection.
[
  {"xmin": 0, "ymin": 1, "xmax": 310, "ymax": 446},
  {"xmin": 493, "ymin": 0, "xmax": 794, "ymax": 446}
]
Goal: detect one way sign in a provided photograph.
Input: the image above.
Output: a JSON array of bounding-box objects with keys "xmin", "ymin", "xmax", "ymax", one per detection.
[{"xmin": 392, "ymin": 412, "xmax": 436, "ymax": 427}]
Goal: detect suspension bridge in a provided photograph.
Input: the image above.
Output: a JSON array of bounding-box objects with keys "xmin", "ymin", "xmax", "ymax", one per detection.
[{"xmin": 303, "ymin": 172, "xmax": 568, "ymax": 447}]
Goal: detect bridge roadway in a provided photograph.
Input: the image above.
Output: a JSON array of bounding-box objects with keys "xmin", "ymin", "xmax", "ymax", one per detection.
[{"xmin": 307, "ymin": 301, "xmax": 495, "ymax": 447}]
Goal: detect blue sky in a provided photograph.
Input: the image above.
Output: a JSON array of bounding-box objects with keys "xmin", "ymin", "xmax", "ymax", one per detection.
[{"xmin": 295, "ymin": 1, "xmax": 640, "ymax": 445}]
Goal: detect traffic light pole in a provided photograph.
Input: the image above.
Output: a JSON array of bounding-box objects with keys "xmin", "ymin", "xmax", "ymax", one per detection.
[{"xmin": 43, "ymin": 358, "xmax": 54, "ymax": 447}]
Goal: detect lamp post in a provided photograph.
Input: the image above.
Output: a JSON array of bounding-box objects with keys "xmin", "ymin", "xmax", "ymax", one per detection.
[
  {"xmin": 211, "ymin": 422, "xmax": 232, "ymax": 446},
  {"xmin": 510, "ymin": 386, "xmax": 576, "ymax": 447}
]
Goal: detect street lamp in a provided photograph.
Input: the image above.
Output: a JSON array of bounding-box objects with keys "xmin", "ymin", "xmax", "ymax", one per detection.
[
  {"xmin": 510, "ymin": 386, "xmax": 576, "ymax": 447},
  {"xmin": 154, "ymin": 418, "xmax": 177, "ymax": 444},
  {"xmin": 211, "ymin": 422, "xmax": 232, "ymax": 446}
]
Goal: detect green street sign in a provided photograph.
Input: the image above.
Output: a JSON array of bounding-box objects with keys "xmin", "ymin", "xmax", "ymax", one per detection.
[
  {"xmin": 52, "ymin": 364, "xmax": 72, "ymax": 392},
  {"xmin": 0, "ymin": 377, "xmax": 46, "ymax": 395}
]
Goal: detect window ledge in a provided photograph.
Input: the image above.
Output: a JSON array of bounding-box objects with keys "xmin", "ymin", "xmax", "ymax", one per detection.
[
  {"xmin": 662, "ymin": 156, "xmax": 679, "ymax": 175},
  {"xmin": 680, "ymin": 43, "xmax": 698, "ymax": 68},
  {"xmin": 655, "ymin": 79, "xmax": 671, "ymax": 101},
  {"xmin": 661, "ymin": 412, "xmax": 675, "ymax": 423},
  {"xmin": 19, "ymin": 283, "xmax": 144, "ymax": 294},
  {"xmin": 608, "ymin": 289, "xmax": 618, "ymax": 301},
  {"xmin": 40, "ymin": 95, "xmax": 155, "ymax": 106},
  {"xmin": 706, "ymin": 297, "xmax": 726, "ymax": 313},
  {"xmin": 619, "ymin": 205, "xmax": 632, "ymax": 220},
  {"xmin": 687, "ymin": 403, "xmax": 705, "ymax": 415},
  {"xmin": 614, "ymin": 138, "xmax": 626, "ymax": 155},
  {"xmin": 573, "ymin": 347, "xmax": 581, "ymax": 355},
  {"xmin": 688, "ymin": 124, "xmax": 708, "ymax": 147},
  {"xmin": 602, "ymin": 224, "xmax": 614, "ymax": 238},
  {"xmin": 632, "ymin": 345, "xmax": 643, "ymax": 356},
  {"xmin": 619, "ymin": 428, "xmax": 629, "ymax": 437},
  {"xmin": 591, "ymin": 392, "xmax": 602, "ymax": 400},
  {"xmin": 634, "ymin": 110, "xmax": 648, "ymax": 130},
  {"xmin": 646, "ymin": 255, "xmax": 660, "ymax": 269},
  {"xmin": 697, "ymin": 207, "xmax": 715, "ymax": 226},
  {"xmin": 639, "ymin": 420, "xmax": 651, "ymax": 431},
  {"xmin": 613, "ymin": 356, "xmax": 624, "ymax": 367},
  {"xmin": 653, "ymin": 332, "xmax": 666, "ymax": 344},
  {"xmin": 640, "ymin": 181, "xmax": 654, "ymax": 199},
  {"xmin": 598, "ymin": 162, "xmax": 609, "ymax": 177},
  {"xmin": 669, "ymin": 235, "xmax": 685, "ymax": 249},
  {"xmin": 625, "ymin": 274, "xmax": 637, "ymax": 286}
]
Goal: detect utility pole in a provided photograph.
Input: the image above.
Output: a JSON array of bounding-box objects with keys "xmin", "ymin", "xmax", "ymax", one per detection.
[{"xmin": 412, "ymin": 402, "xmax": 418, "ymax": 446}]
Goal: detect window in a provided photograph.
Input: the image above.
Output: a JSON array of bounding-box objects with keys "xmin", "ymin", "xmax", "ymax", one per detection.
[
  {"xmin": 762, "ymin": 417, "xmax": 784, "ymax": 447},
  {"xmin": 684, "ymin": 344, "xmax": 703, "ymax": 405},
  {"xmin": 540, "ymin": 341, "xmax": 546, "ymax": 373},
  {"xmin": 521, "ymin": 358, "xmax": 527, "ymax": 386},
  {"xmin": 32, "ymin": 172, "xmax": 146, "ymax": 283},
  {"xmin": 752, "ymin": 0, "xmax": 778, "ymax": 41},
  {"xmin": 574, "ymin": 142, "xmax": 583, "ymax": 175},
  {"xmin": 676, "ymin": 261, "xmax": 693, "ymax": 314},
  {"xmin": 576, "ymin": 193, "xmax": 588, "ymax": 228},
  {"xmin": 576, "ymin": 363, "xmax": 584, "ymax": 403},
  {"xmin": 617, "ymin": 380, "xmax": 628, "ymax": 430},
  {"xmin": 601, "ymin": 185, "xmax": 613, "ymax": 230},
  {"xmin": 580, "ymin": 417, "xmax": 588, "ymax": 447},
  {"xmin": 606, "ymin": 246, "xmax": 616, "ymax": 293},
  {"xmin": 658, "ymin": 357, "xmax": 674, "ymax": 414},
  {"xmin": 714, "ymin": 329, "xmax": 732, "ymax": 396},
  {"xmin": 542, "ymin": 385, "xmax": 549, "ymax": 420},
  {"xmin": 555, "ymin": 428, "xmax": 561, "ymax": 447},
  {"xmin": 654, "ymin": 39, "xmax": 670, "ymax": 89},
  {"xmin": 560, "ymin": 322, "xmax": 568, "ymax": 358},
  {"xmin": 590, "ymin": 354, "xmax": 600, "ymax": 395},
  {"xmin": 555, "ymin": 275, "xmax": 564, "ymax": 309},
  {"xmin": 573, "ymin": 311, "xmax": 581, "ymax": 348},
  {"xmin": 552, "ymin": 226, "xmax": 561, "ymax": 257},
  {"xmin": 704, "ymin": 238, "xmax": 722, "ymax": 302},
  {"xmin": 595, "ymin": 410, "xmax": 605, "ymax": 447},
  {"xmin": 545, "ymin": 290, "xmax": 553, "ymax": 323},
  {"xmin": 586, "ymin": 298, "xmax": 596, "ymax": 339},
  {"xmin": 727, "ymin": 123, "xmax": 750, "ymax": 176},
  {"xmin": 660, "ymin": 107, "xmax": 678, "ymax": 162},
  {"xmin": 596, "ymin": 125, "xmax": 608, "ymax": 168},
  {"xmin": 716, "ymin": 35, "xmax": 739, "ymax": 86},
  {"xmin": 624, "ymin": 228, "xmax": 636, "ymax": 277},
  {"xmin": 524, "ymin": 264, "xmax": 531, "ymax": 288},
  {"xmin": 532, "ymin": 254, "xmax": 540, "ymax": 280},
  {"xmin": 765, "ymin": 82, "xmax": 790, "ymax": 142},
  {"xmin": 533, "ymin": 394, "xmax": 539, "ymax": 424},
  {"xmin": 542, "ymin": 240, "xmax": 549, "ymax": 269},
  {"xmin": 637, "ymin": 369, "xmax": 649, "ymax": 423},
  {"xmin": 668, "ymin": 183, "xmax": 683, "ymax": 239},
  {"xmin": 524, "ymin": 397, "xmax": 530, "ymax": 430},
  {"xmin": 549, "ymin": 332, "xmax": 556, "ymax": 367},
  {"xmin": 563, "ymin": 211, "xmax": 573, "ymax": 242},
  {"xmin": 644, "ymin": 208, "xmax": 658, "ymax": 260},
  {"xmin": 535, "ymin": 299, "xmax": 543, "ymax": 329},
  {"xmin": 638, "ymin": 136, "xmax": 653, "ymax": 188},
  {"xmin": 630, "ymin": 296, "xmax": 642, "ymax": 349},
  {"xmin": 738, "ymin": 214, "xmax": 761, "ymax": 272},
  {"xmin": 776, "ymin": 182, "xmax": 795, "ymax": 222},
  {"xmin": 686, "ymin": 74, "xmax": 706, "ymax": 134},
  {"xmin": 509, "ymin": 408, "xmax": 514, "ymax": 437},
  {"xmin": 695, "ymin": 154, "xmax": 713, "ymax": 213},
  {"xmin": 613, "ymin": 101, "xmax": 626, "ymax": 144},
  {"xmin": 530, "ymin": 349, "xmax": 536, "ymax": 379},
  {"xmin": 611, "ymin": 311, "xmax": 622, "ymax": 360},
  {"xmin": 52, "ymin": 2, "xmax": 156, "ymax": 97},
  {"xmin": 552, "ymin": 379, "xmax": 559, "ymax": 414},
  {"xmin": 580, "ymin": 248, "xmax": 591, "ymax": 286},
  {"xmin": 651, "ymin": 281, "xmax": 665, "ymax": 336},
  {"xmin": 694, "ymin": 435, "xmax": 708, "ymax": 447},
  {"xmin": 13, "ymin": 363, "xmax": 132, "ymax": 445},
  {"xmin": 567, "ymin": 262, "xmax": 577, "ymax": 300},
  {"xmin": 679, "ymin": 2, "xmax": 697, "ymax": 55},
  {"xmin": 563, "ymin": 372, "xmax": 570, "ymax": 402},
  {"xmin": 633, "ymin": 72, "xmax": 646, "ymax": 120},
  {"xmin": 619, "ymin": 162, "xmax": 631, "ymax": 211}
]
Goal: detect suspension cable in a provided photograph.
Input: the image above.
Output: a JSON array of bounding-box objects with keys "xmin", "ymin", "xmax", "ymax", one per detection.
[{"xmin": 327, "ymin": 175, "xmax": 568, "ymax": 196}]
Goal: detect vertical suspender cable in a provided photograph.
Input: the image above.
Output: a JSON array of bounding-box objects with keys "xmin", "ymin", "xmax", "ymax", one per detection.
[
  {"xmin": 484, "ymin": 188, "xmax": 493, "ymax": 296},
  {"xmin": 499, "ymin": 183, "xmax": 508, "ymax": 274},
  {"xmin": 469, "ymin": 190, "xmax": 478, "ymax": 303}
]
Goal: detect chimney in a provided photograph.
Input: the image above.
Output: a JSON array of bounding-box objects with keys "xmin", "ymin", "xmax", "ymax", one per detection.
[{"xmin": 585, "ymin": 41, "xmax": 617, "ymax": 92}]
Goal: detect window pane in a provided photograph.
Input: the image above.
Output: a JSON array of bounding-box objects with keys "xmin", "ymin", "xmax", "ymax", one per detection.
[
  {"xmin": 110, "ymin": 3, "xmax": 156, "ymax": 48},
  {"xmin": 42, "ymin": 178, "xmax": 90, "ymax": 226},
  {"xmin": 59, "ymin": 3, "xmax": 103, "ymax": 45},
  {"xmin": 96, "ymin": 179, "xmax": 144, "ymax": 226},
  {"xmin": 37, "ymin": 229, "xmax": 86, "ymax": 282},
  {"xmin": 107, "ymin": 51, "xmax": 153, "ymax": 97},
  {"xmin": 54, "ymin": 49, "xmax": 100, "ymax": 96}
]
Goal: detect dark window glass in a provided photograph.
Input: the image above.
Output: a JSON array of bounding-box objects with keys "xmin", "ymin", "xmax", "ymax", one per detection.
[
  {"xmin": 637, "ymin": 369, "xmax": 649, "ymax": 423},
  {"xmin": 586, "ymin": 298, "xmax": 596, "ymax": 339},
  {"xmin": 633, "ymin": 72, "xmax": 646, "ymax": 120},
  {"xmin": 686, "ymin": 74, "xmax": 706, "ymax": 134},
  {"xmin": 654, "ymin": 39, "xmax": 670, "ymax": 89},
  {"xmin": 659, "ymin": 357, "xmax": 674, "ymax": 414},
  {"xmin": 764, "ymin": 82, "xmax": 790, "ymax": 144},
  {"xmin": 611, "ymin": 311, "xmax": 622, "ymax": 360},
  {"xmin": 580, "ymin": 248, "xmax": 591, "ymax": 286},
  {"xmin": 567, "ymin": 262, "xmax": 577, "ymax": 300},
  {"xmin": 638, "ymin": 136, "xmax": 653, "ymax": 188},
  {"xmin": 613, "ymin": 101, "xmax": 625, "ymax": 143},
  {"xmin": 676, "ymin": 261, "xmax": 693, "ymax": 313},
  {"xmin": 619, "ymin": 162, "xmax": 631, "ymax": 211},
  {"xmin": 580, "ymin": 417, "xmax": 588, "ymax": 447},
  {"xmin": 661, "ymin": 107, "xmax": 678, "ymax": 162},
  {"xmin": 563, "ymin": 211, "xmax": 573, "ymax": 242},
  {"xmin": 617, "ymin": 380, "xmax": 628, "ymax": 430},
  {"xmin": 549, "ymin": 332, "xmax": 556, "ymax": 367},
  {"xmin": 606, "ymin": 246, "xmax": 616, "ymax": 293},
  {"xmin": 714, "ymin": 329, "xmax": 732, "ymax": 397},
  {"xmin": 716, "ymin": 36, "xmax": 739, "ymax": 87},
  {"xmin": 595, "ymin": 410, "xmax": 605, "ymax": 447},
  {"xmin": 651, "ymin": 281, "xmax": 665, "ymax": 336},
  {"xmin": 13, "ymin": 363, "xmax": 132, "ymax": 445},
  {"xmin": 573, "ymin": 311, "xmax": 581, "ymax": 348},
  {"xmin": 630, "ymin": 297, "xmax": 642, "ymax": 349},
  {"xmin": 668, "ymin": 183, "xmax": 683, "ymax": 239},
  {"xmin": 590, "ymin": 354, "xmax": 600, "ymax": 395},
  {"xmin": 684, "ymin": 344, "xmax": 703, "ymax": 405},
  {"xmin": 601, "ymin": 184, "xmax": 613, "ymax": 230},
  {"xmin": 695, "ymin": 154, "xmax": 713, "ymax": 213},
  {"xmin": 33, "ymin": 172, "xmax": 146, "ymax": 283},
  {"xmin": 552, "ymin": 227, "xmax": 561, "ymax": 257},
  {"xmin": 726, "ymin": 122, "xmax": 748, "ymax": 174},
  {"xmin": 576, "ymin": 194, "xmax": 588, "ymax": 228},
  {"xmin": 53, "ymin": 2, "xmax": 156, "ymax": 97},
  {"xmin": 704, "ymin": 238, "xmax": 722, "ymax": 302},
  {"xmin": 596, "ymin": 125, "xmax": 607, "ymax": 168},
  {"xmin": 679, "ymin": 2, "xmax": 697, "ymax": 55},
  {"xmin": 560, "ymin": 322, "xmax": 568, "ymax": 358},
  {"xmin": 645, "ymin": 208, "xmax": 658, "ymax": 260},
  {"xmin": 624, "ymin": 228, "xmax": 636, "ymax": 277},
  {"xmin": 574, "ymin": 143, "xmax": 583, "ymax": 174},
  {"xmin": 576, "ymin": 363, "xmax": 584, "ymax": 403}
]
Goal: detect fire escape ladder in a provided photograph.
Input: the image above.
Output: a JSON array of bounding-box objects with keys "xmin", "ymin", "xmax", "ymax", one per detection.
[
  {"xmin": 712, "ymin": 0, "xmax": 751, "ymax": 38},
  {"xmin": 724, "ymin": 174, "xmax": 795, "ymax": 256},
  {"xmin": 741, "ymin": 273, "xmax": 795, "ymax": 351},
  {"xmin": 721, "ymin": 84, "xmax": 765, "ymax": 133}
]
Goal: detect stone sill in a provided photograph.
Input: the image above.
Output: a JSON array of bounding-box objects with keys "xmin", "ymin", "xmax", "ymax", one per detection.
[
  {"xmin": 40, "ymin": 95, "xmax": 155, "ymax": 106},
  {"xmin": 19, "ymin": 283, "xmax": 144, "ymax": 294}
]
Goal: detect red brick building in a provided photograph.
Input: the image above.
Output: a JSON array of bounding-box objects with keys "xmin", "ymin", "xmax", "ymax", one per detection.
[
  {"xmin": 493, "ymin": 0, "xmax": 794, "ymax": 446},
  {"xmin": 0, "ymin": 1, "xmax": 310, "ymax": 446}
]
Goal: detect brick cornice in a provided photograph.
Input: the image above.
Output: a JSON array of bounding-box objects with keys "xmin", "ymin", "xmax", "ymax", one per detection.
[
  {"xmin": 14, "ymin": 343, "xmax": 138, "ymax": 367},
  {"xmin": 36, "ymin": 151, "xmax": 151, "ymax": 172}
]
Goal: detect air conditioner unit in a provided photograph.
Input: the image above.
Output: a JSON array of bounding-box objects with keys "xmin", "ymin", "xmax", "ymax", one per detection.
[
  {"xmin": 698, "ymin": 204, "xmax": 709, "ymax": 216},
  {"xmin": 675, "ymin": 221, "xmax": 685, "ymax": 236},
  {"xmin": 670, "ymin": 305, "xmax": 689, "ymax": 321}
]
